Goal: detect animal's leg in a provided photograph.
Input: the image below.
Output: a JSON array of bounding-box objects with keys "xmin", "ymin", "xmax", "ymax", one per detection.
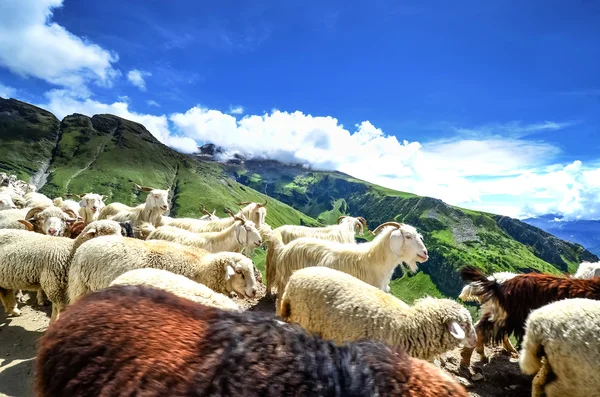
[{"xmin": 0, "ymin": 287, "xmax": 21, "ymax": 316}]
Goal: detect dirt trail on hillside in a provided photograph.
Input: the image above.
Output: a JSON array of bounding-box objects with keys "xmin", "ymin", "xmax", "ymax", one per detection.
[{"xmin": 1, "ymin": 295, "xmax": 533, "ymax": 397}]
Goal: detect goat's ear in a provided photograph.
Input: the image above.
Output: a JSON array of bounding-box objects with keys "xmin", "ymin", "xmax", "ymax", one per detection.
[
  {"xmin": 79, "ymin": 198, "xmax": 87, "ymax": 207},
  {"xmin": 447, "ymin": 321, "xmax": 465, "ymax": 340},
  {"xmin": 18, "ymin": 219, "xmax": 35, "ymax": 231},
  {"xmin": 225, "ymin": 264, "xmax": 236, "ymax": 280}
]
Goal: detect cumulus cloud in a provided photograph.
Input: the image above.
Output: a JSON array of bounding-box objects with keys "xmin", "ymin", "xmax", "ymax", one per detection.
[
  {"xmin": 146, "ymin": 100, "xmax": 160, "ymax": 107},
  {"xmin": 170, "ymin": 106, "xmax": 584, "ymax": 217},
  {"xmin": 127, "ymin": 69, "xmax": 151, "ymax": 91},
  {"xmin": 229, "ymin": 105, "xmax": 244, "ymax": 115},
  {"xmin": 0, "ymin": 0, "xmax": 118, "ymax": 92},
  {"xmin": 38, "ymin": 90, "xmax": 197, "ymax": 154},
  {"xmin": 0, "ymin": 82, "xmax": 17, "ymax": 98}
]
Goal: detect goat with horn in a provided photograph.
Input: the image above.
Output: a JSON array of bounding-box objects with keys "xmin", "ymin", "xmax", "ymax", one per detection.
[{"xmin": 267, "ymin": 221, "xmax": 428, "ymax": 313}]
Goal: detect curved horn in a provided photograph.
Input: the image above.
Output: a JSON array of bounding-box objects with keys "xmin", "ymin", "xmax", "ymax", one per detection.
[
  {"xmin": 337, "ymin": 216, "xmax": 348, "ymax": 224},
  {"xmin": 372, "ymin": 222, "xmax": 403, "ymax": 234},
  {"xmin": 234, "ymin": 215, "xmax": 246, "ymax": 225},
  {"xmin": 199, "ymin": 203, "xmax": 211, "ymax": 216},
  {"xmin": 224, "ymin": 208, "xmax": 236, "ymax": 218},
  {"xmin": 256, "ymin": 199, "xmax": 268, "ymax": 208},
  {"xmin": 25, "ymin": 206, "xmax": 48, "ymax": 221},
  {"xmin": 134, "ymin": 183, "xmax": 154, "ymax": 192},
  {"xmin": 357, "ymin": 216, "xmax": 368, "ymax": 228}
]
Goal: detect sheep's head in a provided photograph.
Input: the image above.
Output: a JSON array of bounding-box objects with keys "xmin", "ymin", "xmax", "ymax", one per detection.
[
  {"xmin": 19, "ymin": 206, "xmax": 77, "ymax": 236},
  {"xmin": 373, "ymin": 222, "xmax": 428, "ymax": 272},
  {"xmin": 220, "ymin": 253, "xmax": 258, "ymax": 299},
  {"xmin": 73, "ymin": 220, "xmax": 126, "ymax": 246},
  {"xmin": 236, "ymin": 199, "xmax": 267, "ymax": 227},
  {"xmin": 137, "ymin": 185, "xmax": 169, "ymax": 213},
  {"xmin": 418, "ymin": 297, "xmax": 477, "ymax": 349},
  {"xmin": 0, "ymin": 194, "xmax": 16, "ymax": 210},
  {"xmin": 79, "ymin": 193, "xmax": 106, "ymax": 214}
]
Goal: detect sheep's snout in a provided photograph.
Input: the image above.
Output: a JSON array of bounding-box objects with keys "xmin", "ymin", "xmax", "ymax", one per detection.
[{"xmin": 48, "ymin": 228, "xmax": 58, "ymax": 236}]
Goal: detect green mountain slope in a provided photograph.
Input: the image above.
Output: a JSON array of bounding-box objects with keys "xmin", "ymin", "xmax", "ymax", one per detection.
[
  {"xmin": 1, "ymin": 97, "xmax": 597, "ymax": 304},
  {"xmin": 225, "ymin": 159, "xmax": 598, "ymax": 298},
  {"xmin": 0, "ymin": 98, "xmax": 318, "ymax": 230}
]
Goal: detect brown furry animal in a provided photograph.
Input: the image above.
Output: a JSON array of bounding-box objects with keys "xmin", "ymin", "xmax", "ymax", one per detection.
[
  {"xmin": 459, "ymin": 265, "xmax": 600, "ymax": 366},
  {"xmin": 36, "ymin": 285, "xmax": 467, "ymax": 397}
]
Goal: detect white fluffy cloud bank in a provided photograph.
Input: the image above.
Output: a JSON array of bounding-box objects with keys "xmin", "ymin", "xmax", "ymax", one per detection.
[
  {"xmin": 169, "ymin": 106, "xmax": 599, "ymax": 220},
  {"xmin": 0, "ymin": 0, "xmax": 118, "ymax": 93}
]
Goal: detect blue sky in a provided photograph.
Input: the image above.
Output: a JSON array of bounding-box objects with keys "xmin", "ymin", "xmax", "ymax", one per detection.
[{"xmin": 1, "ymin": 0, "xmax": 599, "ymax": 219}]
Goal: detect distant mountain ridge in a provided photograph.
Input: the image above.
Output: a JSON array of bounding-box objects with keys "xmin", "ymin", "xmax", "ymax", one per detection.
[
  {"xmin": 1, "ymin": 96, "xmax": 597, "ymax": 303},
  {"xmin": 523, "ymin": 214, "xmax": 600, "ymax": 256}
]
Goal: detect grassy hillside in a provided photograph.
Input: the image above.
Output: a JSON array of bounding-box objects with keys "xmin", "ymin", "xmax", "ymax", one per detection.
[
  {"xmin": 2, "ymin": 97, "xmax": 597, "ymax": 305},
  {"xmin": 227, "ymin": 159, "xmax": 598, "ymax": 300}
]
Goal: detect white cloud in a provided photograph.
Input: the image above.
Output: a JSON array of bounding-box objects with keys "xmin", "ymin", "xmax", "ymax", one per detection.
[
  {"xmin": 0, "ymin": 0, "xmax": 119, "ymax": 92},
  {"xmin": 0, "ymin": 82, "xmax": 17, "ymax": 98},
  {"xmin": 229, "ymin": 105, "xmax": 244, "ymax": 115},
  {"xmin": 38, "ymin": 90, "xmax": 197, "ymax": 154},
  {"xmin": 127, "ymin": 69, "xmax": 151, "ymax": 91},
  {"xmin": 170, "ymin": 107, "xmax": 586, "ymax": 217},
  {"xmin": 146, "ymin": 100, "xmax": 160, "ymax": 107}
]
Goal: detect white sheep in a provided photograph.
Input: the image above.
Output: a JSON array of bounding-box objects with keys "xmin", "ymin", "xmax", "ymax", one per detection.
[
  {"xmin": 0, "ymin": 193, "xmax": 17, "ymax": 211},
  {"xmin": 19, "ymin": 205, "xmax": 79, "ymax": 236},
  {"xmin": 573, "ymin": 261, "xmax": 600, "ymax": 279},
  {"xmin": 0, "ymin": 220, "xmax": 124, "ymax": 321},
  {"xmin": 76, "ymin": 193, "xmax": 106, "ymax": 224},
  {"xmin": 99, "ymin": 184, "xmax": 169, "ymax": 227},
  {"xmin": 67, "ymin": 235, "xmax": 259, "ymax": 306},
  {"xmin": 275, "ymin": 215, "xmax": 368, "ymax": 245},
  {"xmin": 0, "ymin": 205, "xmax": 77, "ymax": 236},
  {"xmin": 0, "ymin": 187, "xmax": 26, "ymax": 208},
  {"xmin": 147, "ymin": 212, "xmax": 262, "ymax": 254},
  {"xmin": 24, "ymin": 192, "xmax": 53, "ymax": 208},
  {"xmin": 52, "ymin": 197, "xmax": 82, "ymax": 220},
  {"xmin": 519, "ymin": 298, "xmax": 600, "ymax": 397},
  {"xmin": 109, "ymin": 268, "xmax": 241, "ymax": 312},
  {"xmin": 267, "ymin": 221, "xmax": 428, "ymax": 305},
  {"xmin": 163, "ymin": 201, "xmax": 267, "ymax": 232},
  {"xmin": 280, "ymin": 266, "xmax": 476, "ymax": 361}
]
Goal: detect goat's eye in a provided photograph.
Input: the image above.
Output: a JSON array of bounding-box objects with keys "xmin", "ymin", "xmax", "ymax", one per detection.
[{"xmin": 406, "ymin": 235, "xmax": 412, "ymax": 239}]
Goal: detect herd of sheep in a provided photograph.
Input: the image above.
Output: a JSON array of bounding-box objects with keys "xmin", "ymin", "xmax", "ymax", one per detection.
[{"xmin": 1, "ymin": 171, "xmax": 599, "ymax": 396}]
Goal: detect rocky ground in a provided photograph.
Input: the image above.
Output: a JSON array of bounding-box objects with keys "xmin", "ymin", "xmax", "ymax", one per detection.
[{"xmin": 0, "ymin": 293, "xmax": 534, "ymax": 397}]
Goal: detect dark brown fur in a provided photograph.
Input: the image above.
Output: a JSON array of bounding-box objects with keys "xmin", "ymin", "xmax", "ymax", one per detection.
[
  {"xmin": 460, "ymin": 265, "xmax": 600, "ymax": 344},
  {"xmin": 36, "ymin": 285, "xmax": 467, "ymax": 397}
]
